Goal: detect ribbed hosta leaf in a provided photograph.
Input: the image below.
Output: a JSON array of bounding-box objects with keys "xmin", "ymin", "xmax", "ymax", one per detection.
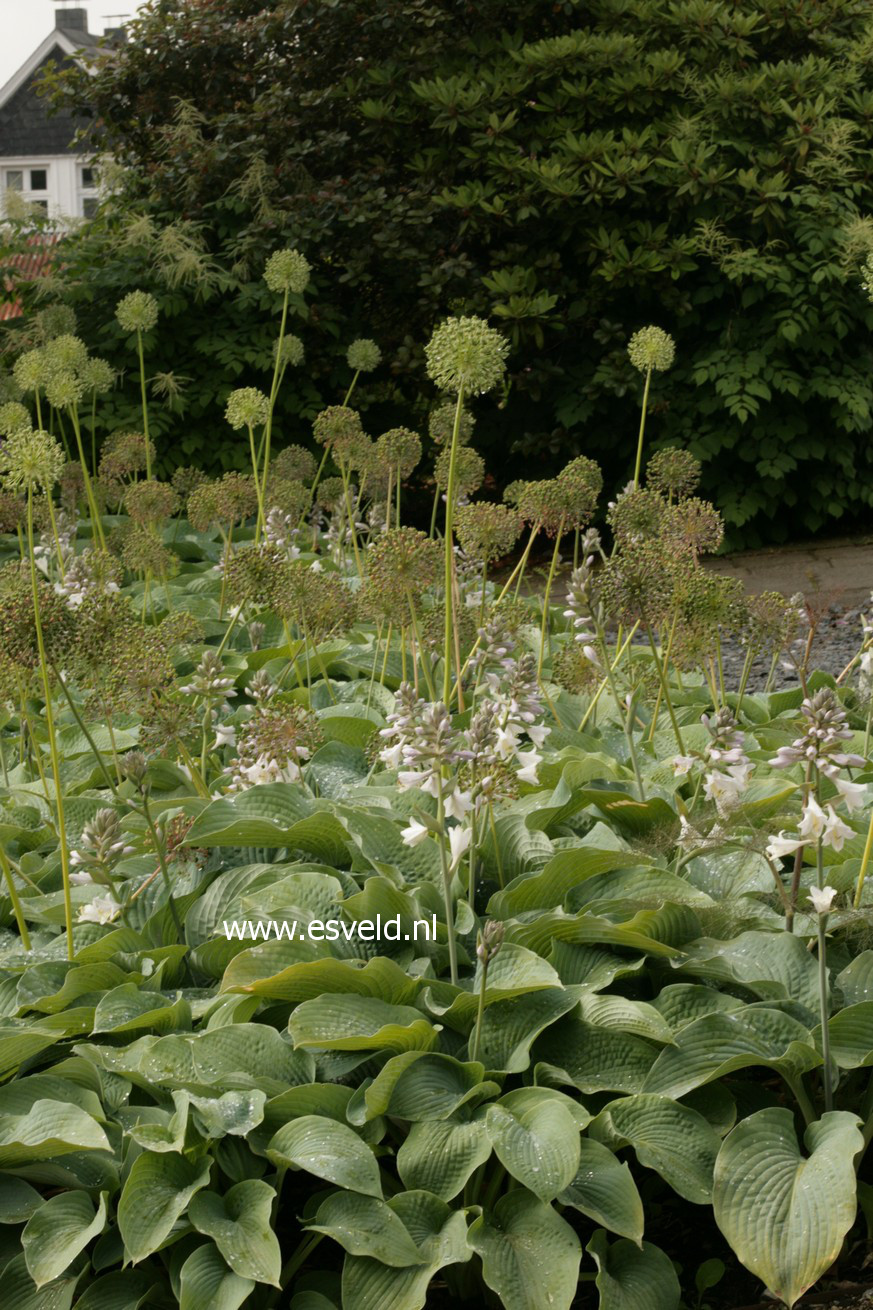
[
  {"xmin": 185, "ymin": 783, "xmax": 315, "ymax": 845},
  {"xmin": 642, "ymin": 1008, "xmax": 820, "ymax": 1098},
  {"xmin": 22, "ymin": 1189, "xmax": 106, "ymax": 1286},
  {"xmin": 673, "ymin": 931, "xmax": 820, "ymax": 1010},
  {"xmin": 0, "ymin": 1098, "xmax": 110, "ymax": 1168},
  {"xmin": 651, "ymin": 984, "xmax": 743, "ymax": 1033},
  {"xmin": 488, "ymin": 848, "xmax": 650, "ymax": 917},
  {"xmin": 577, "ymin": 993, "xmax": 674, "ymax": 1044},
  {"xmin": 396, "ymin": 1114, "xmax": 492, "ymax": 1200},
  {"xmin": 267, "ymin": 1115, "xmax": 382, "ymax": 1197},
  {"xmin": 221, "ymin": 950, "xmax": 417, "ymax": 1004},
  {"xmin": 307, "ymin": 1192, "xmax": 425, "ymax": 1267},
  {"xmin": 558, "ymin": 1138, "xmax": 644, "ymax": 1243},
  {"xmin": 118, "ymin": 1151, "xmax": 211, "ymax": 1262},
  {"xmin": 189, "ymin": 1179, "xmax": 281, "ymax": 1284},
  {"xmin": 468, "ymin": 1189, "xmax": 581, "ymax": 1310},
  {"xmin": 178, "ymin": 1243, "xmax": 254, "ymax": 1310},
  {"xmin": 475, "ymin": 986, "xmax": 577, "ymax": 1073},
  {"xmin": 713, "ymin": 1109, "xmax": 862, "ymax": 1307},
  {"xmin": 288, "ymin": 995, "xmax": 437, "ymax": 1053},
  {"xmin": 341, "ymin": 1190, "xmax": 470, "ymax": 1310},
  {"xmin": 486, "ymin": 1092, "xmax": 580, "ymax": 1201},
  {"xmin": 353, "ymin": 1052, "xmax": 490, "ymax": 1124},
  {"xmin": 535, "ymin": 1016, "xmax": 659, "ymax": 1094},
  {"xmin": 591, "ymin": 1093, "xmax": 720, "ymax": 1204},
  {"xmin": 587, "ymin": 1229, "xmax": 680, "ymax": 1310},
  {"xmin": 818, "ymin": 1001, "xmax": 873, "ymax": 1068}
]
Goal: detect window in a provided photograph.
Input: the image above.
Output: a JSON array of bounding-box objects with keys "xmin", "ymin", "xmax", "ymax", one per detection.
[
  {"xmin": 5, "ymin": 170, "xmax": 23, "ymax": 191},
  {"xmin": 31, "ymin": 200, "xmax": 48, "ymax": 213},
  {"xmin": 29, "ymin": 170, "xmax": 47, "ymax": 191},
  {"xmin": 82, "ymin": 197, "xmax": 98, "ymax": 218},
  {"xmin": 81, "ymin": 167, "xmax": 98, "ymax": 188}
]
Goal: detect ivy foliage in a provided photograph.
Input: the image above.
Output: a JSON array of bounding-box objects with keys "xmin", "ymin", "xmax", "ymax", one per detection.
[{"xmin": 31, "ymin": 0, "xmax": 873, "ymax": 543}]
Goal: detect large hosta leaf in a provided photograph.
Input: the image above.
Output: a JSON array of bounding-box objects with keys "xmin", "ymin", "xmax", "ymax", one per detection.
[
  {"xmin": 22, "ymin": 1189, "xmax": 106, "ymax": 1286},
  {"xmin": 713, "ymin": 1109, "xmax": 862, "ymax": 1307},
  {"xmin": 0, "ymin": 1098, "xmax": 109, "ymax": 1168},
  {"xmin": 486, "ymin": 1090, "xmax": 580, "ymax": 1202},
  {"xmin": 178, "ymin": 1243, "xmax": 255, "ymax": 1310},
  {"xmin": 341, "ymin": 1190, "xmax": 470, "ymax": 1310},
  {"xmin": 468, "ymin": 1188, "xmax": 581, "ymax": 1310},
  {"xmin": 396, "ymin": 1114, "xmax": 492, "ymax": 1200},
  {"xmin": 354, "ymin": 1052, "xmax": 491, "ymax": 1124},
  {"xmin": 672, "ymin": 931, "xmax": 819, "ymax": 1011},
  {"xmin": 558, "ymin": 1138, "xmax": 644, "ymax": 1244},
  {"xmin": 591, "ymin": 1093, "xmax": 720, "ymax": 1204},
  {"xmin": 189, "ymin": 1178, "xmax": 281, "ymax": 1285},
  {"xmin": 288, "ymin": 995, "xmax": 437, "ymax": 1053},
  {"xmin": 586, "ymin": 1229, "xmax": 680, "ymax": 1310},
  {"xmin": 642, "ymin": 1008, "xmax": 820, "ymax": 1099},
  {"xmin": 307, "ymin": 1192, "xmax": 425, "ymax": 1267},
  {"xmin": 118, "ymin": 1151, "xmax": 212, "ymax": 1262},
  {"xmin": 267, "ymin": 1115, "xmax": 382, "ymax": 1197}
]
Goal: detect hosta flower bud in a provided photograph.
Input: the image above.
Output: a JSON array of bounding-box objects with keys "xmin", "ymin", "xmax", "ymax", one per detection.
[
  {"xmin": 425, "ymin": 316, "xmax": 509, "ymax": 395},
  {"xmin": 264, "ymin": 248, "xmax": 311, "ymax": 294},
  {"xmin": 627, "ymin": 325, "xmax": 675, "ymax": 374},
  {"xmin": 122, "ymin": 750, "xmax": 149, "ymax": 788},
  {"xmin": 476, "ymin": 919, "xmax": 505, "ymax": 964},
  {"xmin": 115, "ymin": 290, "xmax": 159, "ymax": 334}
]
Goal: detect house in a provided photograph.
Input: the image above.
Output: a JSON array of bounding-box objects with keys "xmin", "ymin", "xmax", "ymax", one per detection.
[{"xmin": 0, "ymin": 5, "xmax": 125, "ymax": 222}]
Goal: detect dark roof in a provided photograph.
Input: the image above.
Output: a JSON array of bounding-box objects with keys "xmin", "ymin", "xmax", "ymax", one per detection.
[{"xmin": 0, "ymin": 49, "xmax": 92, "ymax": 156}]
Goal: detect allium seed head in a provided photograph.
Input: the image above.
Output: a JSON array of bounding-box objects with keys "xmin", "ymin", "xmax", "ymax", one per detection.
[
  {"xmin": 115, "ymin": 291, "xmax": 159, "ymax": 334},
  {"xmin": 346, "ymin": 338, "xmax": 381, "ymax": 373},
  {"xmin": 264, "ymin": 248, "xmax": 311, "ymax": 295},
  {"xmin": 0, "ymin": 428, "xmax": 65, "ymax": 492},
  {"xmin": 627, "ymin": 325, "xmax": 675, "ymax": 374},
  {"xmin": 425, "ymin": 316, "xmax": 509, "ymax": 395},
  {"xmin": 225, "ymin": 387, "xmax": 270, "ymax": 430}
]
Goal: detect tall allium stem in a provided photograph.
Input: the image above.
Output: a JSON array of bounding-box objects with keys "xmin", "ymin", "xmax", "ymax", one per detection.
[
  {"xmin": 26, "ymin": 486, "xmax": 74, "ymax": 959},
  {"xmin": 442, "ymin": 388, "xmax": 466, "ymax": 705},
  {"xmin": 259, "ymin": 288, "xmax": 290, "ymax": 540},
  {"xmin": 854, "ymin": 807, "xmax": 873, "ymax": 909},
  {"xmin": 633, "ymin": 365, "xmax": 652, "ymax": 489},
  {"xmin": 137, "ymin": 329, "xmax": 151, "ymax": 479},
  {"xmin": 69, "ymin": 405, "xmax": 105, "ymax": 551},
  {"xmin": 247, "ymin": 424, "xmax": 267, "ymax": 544},
  {"xmin": 645, "ymin": 623, "xmax": 685, "ymax": 753},
  {"xmin": 0, "ymin": 846, "xmax": 31, "ymax": 951},
  {"xmin": 537, "ymin": 528, "xmax": 563, "ymax": 682}
]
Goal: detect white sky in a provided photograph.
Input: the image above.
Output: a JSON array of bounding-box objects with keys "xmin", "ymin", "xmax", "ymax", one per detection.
[{"xmin": 0, "ymin": 0, "xmax": 145, "ymax": 90}]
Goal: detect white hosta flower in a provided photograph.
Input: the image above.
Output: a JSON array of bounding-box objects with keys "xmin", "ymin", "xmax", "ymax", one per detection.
[
  {"xmin": 808, "ymin": 884, "xmax": 838, "ymax": 916},
  {"xmin": 444, "ymin": 788, "xmax": 473, "ymax": 821},
  {"xmin": 310, "ymin": 560, "xmax": 323, "ymax": 573},
  {"xmin": 495, "ymin": 725, "xmax": 521, "ymax": 760},
  {"xmin": 703, "ymin": 770, "xmax": 744, "ymax": 814},
  {"xmin": 401, "ymin": 818, "xmax": 429, "ymax": 848},
  {"xmin": 822, "ymin": 805, "xmax": 853, "ymax": 852},
  {"xmin": 448, "ymin": 825, "xmax": 472, "ymax": 871},
  {"xmin": 77, "ymin": 896, "xmax": 120, "ymax": 925},
  {"xmin": 798, "ymin": 796, "xmax": 828, "ymax": 843},
  {"xmin": 834, "ymin": 777, "xmax": 868, "ymax": 813},
  {"xmin": 397, "ymin": 770, "xmax": 429, "ymax": 791},
  {"xmin": 766, "ymin": 831, "xmax": 803, "ymax": 861},
  {"xmin": 379, "ymin": 742, "xmax": 404, "ymax": 770},
  {"xmin": 672, "ymin": 755, "xmax": 697, "ymax": 777},
  {"xmin": 526, "ymin": 723, "xmax": 551, "ymax": 748},
  {"xmin": 213, "ymin": 722, "xmax": 236, "ymax": 749},
  {"xmin": 515, "ymin": 749, "xmax": 542, "ymax": 786}
]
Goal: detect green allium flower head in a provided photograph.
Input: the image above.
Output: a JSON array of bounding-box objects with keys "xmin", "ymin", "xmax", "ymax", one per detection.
[
  {"xmin": 264, "ymin": 248, "xmax": 311, "ymax": 295},
  {"xmin": 596, "ymin": 541, "xmax": 678, "ymax": 626},
  {"xmin": 425, "ymin": 316, "xmax": 509, "ymax": 395},
  {"xmin": 274, "ymin": 561, "xmax": 358, "ymax": 639},
  {"xmin": 646, "ymin": 447, "xmax": 700, "ymax": 500},
  {"xmin": 275, "ymin": 334, "xmax": 305, "ymax": 368},
  {"xmin": 264, "ymin": 475, "xmax": 309, "ymax": 522},
  {"xmin": 45, "ymin": 371, "xmax": 86, "ymax": 411},
  {"xmin": 455, "ymin": 501, "xmax": 521, "ymax": 563},
  {"xmin": 188, "ymin": 472, "xmax": 258, "ymax": 530},
  {"xmin": 0, "ymin": 427, "xmax": 65, "ymax": 492},
  {"xmin": 429, "ymin": 402, "xmax": 475, "ymax": 446},
  {"xmin": 36, "ymin": 304, "xmax": 77, "ymax": 341},
  {"xmin": 225, "ymin": 387, "xmax": 270, "ymax": 430},
  {"xmin": 376, "ymin": 427, "xmax": 422, "ymax": 478},
  {"xmin": 12, "ymin": 349, "xmax": 47, "ymax": 394},
  {"xmin": 124, "ymin": 479, "xmax": 178, "ymax": 527},
  {"xmin": 0, "ymin": 402, "xmax": 31, "ymax": 437},
  {"xmin": 171, "ymin": 465, "xmax": 209, "ymax": 500},
  {"xmin": 314, "ymin": 476, "xmax": 345, "ymax": 510},
  {"xmin": 99, "ymin": 430, "xmax": 154, "ymax": 495},
  {"xmin": 0, "ymin": 491, "xmax": 24, "ymax": 534},
  {"xmin": 434, "ymin": 444, "xmax": 485, "ymax": 497},
  {"xmin": 119, "ymin": 523, "xmax": 178, "ymax": 578},
  {"xmin": 115, "ymin": 290, "xmax": 159, "ymax": 334},
  {"xmin": 45, "ymin": 334, "xmax": 89, "ymax": 375},
  {"xmin": 608, "ymin": 486, "xmax": 667, "ymax": 548},
  {"xmin": 312, "ymin": 405, "xmax": 365, "ymax": 454},
  {"xmin": 80, "ymin": 357, "xmax": 115, "ymax": 394},
  {"xmin": 346, "ymin": 338, "xmax": 381, "ymax": 373},
  {"xmin": 664, "ymin": 497, "xmax": 724, "ymax": 558},
  {"xmin": 627, "ymin": 325, "xmax": 675, "ymax": 374},
  {"xmin": 273, "ymin": 445, "xmax": 317, "ymax": 484},
  {"xmin": 364, "ymin": 527, "xmax": 442, "ymax": 626}
]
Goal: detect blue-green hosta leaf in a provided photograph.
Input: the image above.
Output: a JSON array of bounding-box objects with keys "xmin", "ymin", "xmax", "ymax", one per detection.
[
  {"xmin": 178, "ymin": 1243, "xmax": 255, "ymax": 1310},
  {"xmin": 713, "ymin": 1109, "xmax": 862, "ymax": 1308},
  {"xmin": 586, "ymin": 1229, "xmax": 681, "ymax": 1310},
  {"xmin": 396, "ymin": 1114, "xmax": 492, "ymax": 1200},
  {"xmin": 189, "ymin": 1090, "xmax": 266, "ymax": 1139},
  {"xmin": 671, "ymin": 931, "xmax": 820, "ymax": 1010},
  {"xmin": 486, "ymin": 1092, "xmax": 580, "ymax": 1201},
  {"xmin": 340, "ymin": 811, "xmax": 442, "ymax": 884},
  {"xmin": 307, "ymin": 1192, "xmax": 426, "ymax": 1267},
  {"xmin": 651, "ymin": 984, "xmax": 743, "ymax": 1033},
  {"xmin": 577, "ymin": 993, "xmax": 674, "ymax": 1044},
  {"xmin": 220, "ymin": 951, "xmax": 419, "ymax": 1005},
  {"xmin": 478, "ymin": 812, "xmax": 554, "ymax": 883},
  {"xmin": 73, "ymin": 1268, "xmax": 155, "ymax": 1310},
  {"xmin": 249, "ymin": 1084, "xmax": 353, "ymax": 1153},
  {"xmin": 0, "ymin": 1175, "xmax": 42, "ymax": 1223},
  {"xmin": 317, "ymin": 704, "xmax": 383, "ymax": 748},
  {"xmin": 592, "ymin": 1093, "xmax": 720, "ymax": 1205},
  {"xmin": 189, "ymin": 1178, "xmax": 281, "ymax": 1285},
  {"xmin": 118, "ymin": 1089, "xmax": 189, "ymax": 1152},
  {"xmin": 341, "ymin": 1190, "xmax": 470, "ymax": 1310},
  {"xmin": 22, "ymin": 1189, "xmax": 106, "ymax": 1286},
  {"xmin": 548, "ymin": 942, "xmax": 647, "ymax": 990},
  {"xmin": 836, "ymin": 951, "xmax": 873, "ymax": 1006},
  {"xmin": 476, "ymin": 987, "xmax": 578, "ymax": 1074},
  {"xmin": 487, "ymin": 848, "xmax": 652, "ymax": 917},
  {"xmin": 558, "ymin": 1138, "xmax": 644, "ymax": 1244},
  {"xmin": 0, "ymin": 1252, "xmax": 78, "ymax": 1310},
  {"xmin": 305, "ymin": 742, "xmax": 369, "ymax": 799},
  {"xmin": 684, "ymin": 849, "xmax": 775, "ymax": 899},
  {"xmin": 184, "ymin": 784, "xmax": 316, "ymax": 846},
  {"xmin": 468, "ymin": 1189, "xmax": 581, "ymax": 1310},
  {"xmin": 92, "ymin": 983, "xmax": 191, "ymax": 1035},
  {"xmin": 0, "ymin": 1099, "xmax": 109, "ymax": 1168},
  {"xmin": 817, "ymin": 1002, "xmax": 873, "ymax": 1069},
  {"xmin": 288, "ymin": 995, "xmax": 438, "ymax": 1053},
  {"xmin": 353, "ymin": 1051, "xmax": 492, "ymax": 1125},
  {"xmin": 642, "ymin": 1008, "xmax": 820, "ymax": 1099},
  {"xmin": 0, "ymin": 1024, "xmax": 62, "ymax": 1079},
  {"xmin": 267, "ymin": 1115, "xmax": 381, "ymax": 1197},
  {"xmin": 118, "ymin": 1151, "xmax": 212, "ymax": 1262},
  {"xmin": 534, "ymin": 1016, "xmax": 659, "ymax": 1094},
  {"xmin": 511, "ymin": 906, "xmax": 691, "ymax": 959},
  {"xmin": 424, "ymin": 945, "xmax": 562, "ymax": 1030},
  {"xmin": 185, "ymin": 1023, "xmax": 314, "ymax": 1092},
  {"xmin": 573, "ymin": 785, "xmax": 678, "ymax": 833}
]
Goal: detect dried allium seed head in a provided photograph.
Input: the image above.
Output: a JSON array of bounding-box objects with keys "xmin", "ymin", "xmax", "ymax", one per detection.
[
  {"xmin": 627, "ymin": 325, "xmax": 675, "ymax": 373},
  {"xmin": 664, "ymin": 497, "xmax": 724, "ymax": 558},
  {"xmin": 434, "ymin": 444, "xmax": 484, "ymax": 498},
  {"xmin": 376, "ymin": 427, "xmax": 422, "ymax": 479},
  {"xmin": 454, "ymin": 501, "xmax": 521, "ymax": 564},
  {"xmin": 171, "ymin": 465, "xmax": 210, "ymax": 500},
  {"xmin": 425, "ymin": 316, "xmax": 509, "ymax": 396},
  {"xmin": 225, "ymin": 387, "xmax": 270, "ymax": 431},
  {"xmin": 264, "ymin": 248, "xmax": 311, "ymax": 294},
  {"xmin": 608, "ymin": 486, "xmax": 668, "ymax": 548},
  {"xmin": 312, "ymin": 405, "xmax": 366, "ymax": 460},
  {"xmin": 646, "ymin": 447, "xmax": 701, "ymax": 500},
  {"xmin": 275, "ymin": 334, "xmax": 305, "ymax": 368},
  {"xmin": 346, "ymin": 338, "xmax": 381, "ymax": 373},
  {"xmin": 124, "ymin": 479, "xmax": 178, "ymax": 527},
  {"xmin": 272, "ymin": 445, "xmax": 317, "ymax": 485}
]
